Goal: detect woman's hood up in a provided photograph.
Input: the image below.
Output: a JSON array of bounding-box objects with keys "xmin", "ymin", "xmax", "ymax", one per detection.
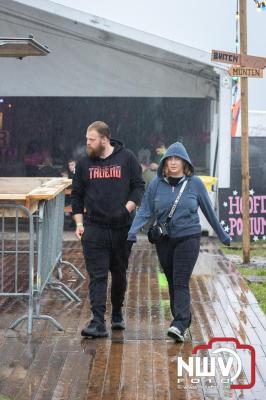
[{"xmin": 157, "ymin": 142, "xmax": 194, "ymax": 177}]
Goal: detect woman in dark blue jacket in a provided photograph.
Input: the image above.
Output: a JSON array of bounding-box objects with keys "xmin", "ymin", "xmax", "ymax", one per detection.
[{"xmin": 128, "ymin": 142, "xmax": 230, "ymax": 342}]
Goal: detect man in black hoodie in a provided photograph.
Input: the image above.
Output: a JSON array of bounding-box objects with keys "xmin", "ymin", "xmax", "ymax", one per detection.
[{"xmin": 72, "ymin": 121, "xmax": 145, "ymax": 338}]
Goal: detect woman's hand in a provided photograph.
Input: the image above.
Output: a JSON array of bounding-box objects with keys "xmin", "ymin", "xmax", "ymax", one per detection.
[{"xmin": 223, "ymin": 236, "xmax": 231, "ymax": 246}]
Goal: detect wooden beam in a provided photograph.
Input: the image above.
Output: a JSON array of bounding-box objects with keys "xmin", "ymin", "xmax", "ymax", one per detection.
[{"xmin": 240, "ymin": 0, "xmax": 250, "ymax": 264}]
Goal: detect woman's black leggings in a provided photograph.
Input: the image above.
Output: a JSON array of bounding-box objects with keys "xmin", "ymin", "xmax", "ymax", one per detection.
[{"xmin": 155, "ymin": 235, "xmax": 200, "ymax": 333}]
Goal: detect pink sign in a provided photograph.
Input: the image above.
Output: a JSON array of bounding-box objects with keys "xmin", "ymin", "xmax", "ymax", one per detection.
[{"xmin": 219, "ymin": 189, "xmax": 266, "ymax": 241}]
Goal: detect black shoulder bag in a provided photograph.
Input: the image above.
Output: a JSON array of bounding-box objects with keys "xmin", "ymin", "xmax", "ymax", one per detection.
[{"xmin": 147, "ymin": 179, "xmax": 188, "ymax": 244}]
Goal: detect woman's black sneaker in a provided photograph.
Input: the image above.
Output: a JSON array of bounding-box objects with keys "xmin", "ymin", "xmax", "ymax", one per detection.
[
  {"xmin": 81, "ymin": 320, "xmax": 108, "ymax": 338},
  {"xmin": 167, "ymin": 313, "xmax": 192, "ymax": 342}
]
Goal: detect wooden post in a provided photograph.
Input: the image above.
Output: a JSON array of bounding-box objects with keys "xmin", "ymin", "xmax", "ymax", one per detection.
[{"xmin": 240, "ymin": 0, "xmax": 250, "ymax": 263}]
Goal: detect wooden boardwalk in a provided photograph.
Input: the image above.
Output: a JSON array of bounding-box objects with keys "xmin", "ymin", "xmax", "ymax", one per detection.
[{"xmin": 0, "ymin": 237, "xmax": 265, "ymax": 399}]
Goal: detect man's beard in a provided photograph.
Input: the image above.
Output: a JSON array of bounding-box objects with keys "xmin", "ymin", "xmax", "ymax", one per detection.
[{"xmin": 87, "ymin": 144, "xmax": 105, "ymax": 158}]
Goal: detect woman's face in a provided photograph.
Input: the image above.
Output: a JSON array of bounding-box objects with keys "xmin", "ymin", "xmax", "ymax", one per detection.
[{"xmin": 166, "ymin": 156, "xmax": 184, "ymax": 177}]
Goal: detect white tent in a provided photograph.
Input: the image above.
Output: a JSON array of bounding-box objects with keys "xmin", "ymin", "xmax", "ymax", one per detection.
[{"xmin": 0, "ymin": 0, "xmax": 232, "ymax": 187}]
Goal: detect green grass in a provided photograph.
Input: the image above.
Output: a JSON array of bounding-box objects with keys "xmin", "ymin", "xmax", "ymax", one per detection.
[
  {"xmin": 237, "ymin": 267, "xmax": 266, "ymax": 314},
  {"xmin": 238, "ymin": 267, "xmax": 266, "ymax": 276},
  {"xmin": 248, "ymin": 283, "xmax": 266, "ymax": 314},
  {"xmin": 219, "ymin": 245, "xmax": 266, "ymax": 314},
  {"xmin": 0, "ymin": 395, "xmax": 14, "ymax": 400},
  {"xmin": 228, "ymin": 239, "xmax": 266, "ymax": 246},
  {"xmin": 221, "ymin": 247, "xmax": 266, "ymax": 257},
  {"xmin": 221, "ymin": 238, "xmax": 266, "ymax": 255}
]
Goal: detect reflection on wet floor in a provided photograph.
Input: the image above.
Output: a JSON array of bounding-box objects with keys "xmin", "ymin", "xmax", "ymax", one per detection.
[{"xmin": 0, "ymin": 237, "xmax": 265, "ymax": 399}]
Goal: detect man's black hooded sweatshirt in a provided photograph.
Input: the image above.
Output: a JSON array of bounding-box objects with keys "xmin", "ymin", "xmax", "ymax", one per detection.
[{"xmin": 71, "ymin": 139, "xmax": 145, "ymax": 228}]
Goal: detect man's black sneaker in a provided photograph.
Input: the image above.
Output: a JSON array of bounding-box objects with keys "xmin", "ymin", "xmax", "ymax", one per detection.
[
  {"xmin": 111, "ymin": 315, "xmax": 126, "ymax": 330},
  {"xmin": 167, "ymin": 326, "xmax": 185, "ymax": 342},
  {"xmin": 81, "ymin": 320, "xmax": 108, "ymax": 338}
]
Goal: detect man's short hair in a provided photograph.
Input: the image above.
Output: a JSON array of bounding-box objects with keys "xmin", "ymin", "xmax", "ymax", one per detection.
[{"xmin": 87, "ymin": 121, "xmax": 111, "ymax": 140}]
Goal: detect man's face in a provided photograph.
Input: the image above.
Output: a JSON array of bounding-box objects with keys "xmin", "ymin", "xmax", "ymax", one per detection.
[
  {"xmin": 86, "ymin": 129, "xmax": 105, "ymax": 158},
  {"xmin": 68, "ymin": 161, "xmax": 76, "ymax": 172},
  {"xmin": 155, "ymin": 145, "xmax": 166, "ymax": 156}
]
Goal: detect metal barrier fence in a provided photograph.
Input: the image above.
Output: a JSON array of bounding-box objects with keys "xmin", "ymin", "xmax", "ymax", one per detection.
[{"xmin": 0, "ymin": 193, "xmax": 85, "ymax": 334}]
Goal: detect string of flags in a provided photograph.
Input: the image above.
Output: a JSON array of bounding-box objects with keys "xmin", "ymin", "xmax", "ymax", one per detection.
[{"xmin": 253, "ymin": 0, "xmax": 266, "ymax": 11}]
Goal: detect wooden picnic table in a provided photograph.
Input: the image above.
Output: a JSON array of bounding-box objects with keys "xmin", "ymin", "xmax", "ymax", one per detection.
[{"xmin": 0, "ymin": 177, "xmax": 71, "ymax": 216}]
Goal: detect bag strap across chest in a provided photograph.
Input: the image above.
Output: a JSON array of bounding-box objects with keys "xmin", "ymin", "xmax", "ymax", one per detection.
[{"xmin": 165, "ymin": 179, "xmax": 188, "ymax": 223}]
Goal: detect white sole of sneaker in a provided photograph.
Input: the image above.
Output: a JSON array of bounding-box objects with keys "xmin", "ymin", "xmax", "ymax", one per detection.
[
  {"xmin": 167, "ymin": 326, "xmax": 185, "ymax": 342},
  {"xmin": 111, "ymin": 322, "xmax": 126, "ymax": 330}
]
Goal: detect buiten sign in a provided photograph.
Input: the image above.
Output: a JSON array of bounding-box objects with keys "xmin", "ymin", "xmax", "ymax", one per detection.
[
  {"xmin": 211, "ymin": 49, "xmax": 266, "ymax": 69},
  {"xmin": 211, "ymin": 50, "xmax": 241, "ymax": 65},
  {"xmin": 228, "ymin": 66, "xmax": 263, "ymax": 78}
]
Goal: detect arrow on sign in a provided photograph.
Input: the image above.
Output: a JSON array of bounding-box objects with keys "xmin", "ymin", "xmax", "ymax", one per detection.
[
  {"xmin": 228, "ymin": 66, "xmax": 264, "ymax": 78},
  {"xmin": 241, "ymin": 54, "xmax": 266, "ymax": 69},
  {"xmin": 211, "ymin": 50, "xmax": 266, "ymax": 69}
]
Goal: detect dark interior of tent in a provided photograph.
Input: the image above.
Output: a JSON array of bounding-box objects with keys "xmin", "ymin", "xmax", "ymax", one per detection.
[{"xmin": 0, "ymin": 97, "xmax": 211, "ymax": 177}]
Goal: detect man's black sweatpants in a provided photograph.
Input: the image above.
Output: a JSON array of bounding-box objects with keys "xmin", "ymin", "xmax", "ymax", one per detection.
[{"xmin": 81, "ymin": 223, "xmax": 129, "ymax": 324}]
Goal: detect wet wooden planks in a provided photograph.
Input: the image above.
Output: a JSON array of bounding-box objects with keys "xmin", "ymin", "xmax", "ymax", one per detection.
[{"xmin": 0, "ymin": 238, "xmax": 265, "ymax": 399}]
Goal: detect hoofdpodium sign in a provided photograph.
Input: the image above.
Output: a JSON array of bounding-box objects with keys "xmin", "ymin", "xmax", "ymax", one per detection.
[{"xmin": 218, "ymin": 187, "xmax": 266, "ymax": 241}]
